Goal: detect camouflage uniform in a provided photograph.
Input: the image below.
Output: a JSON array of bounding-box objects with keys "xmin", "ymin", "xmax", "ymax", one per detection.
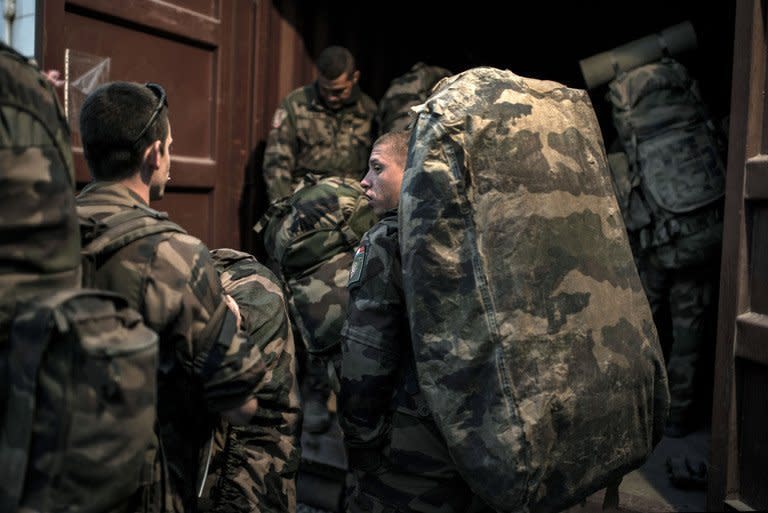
[
  {"xmin": 262, "ymin": 84, "xmax": 377, "ymax": 203},
  {"xmin": 201, "ymin": 248, "xmax": 301, "ymax": 513},
  {"xmin": 603, "ymin": 59, "xmax": 726, "ymax": 436},
  {"xmin": 376, "ymin": 62, "xmax": 452, "ymax": 134},
  {"xmin": 76, "ymin": 182, "xmax": 267, "ymax": 513},
  {"xmin": 0, "ymin": 41, "xmax": 80, "ymax": 342},
  {"xmin": 632, "ymin": 237, "xmax": 719, "ymax": 435},
  {"xmin": 609, "ymin": 175, "xmax": 719, "ymax": 437},
  {"xmin": 339, "ymin": 211, "xmax": 488, "ymax": 513}
]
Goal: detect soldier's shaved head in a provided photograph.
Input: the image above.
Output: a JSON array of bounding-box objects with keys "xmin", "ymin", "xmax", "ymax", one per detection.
[
  {"xmin": 316, "ymin": 45, "xmax": 356, "ymax": 80},
  {"xmin": 372, "ymin": 130, "xmax": 410, "ymax": 169}
]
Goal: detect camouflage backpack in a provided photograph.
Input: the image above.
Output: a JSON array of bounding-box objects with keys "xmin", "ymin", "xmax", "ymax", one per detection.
[
  {"xmin": 200, "ymin": 248, "xmax": 301, "ymax": 513},
  {"xmin": 400, "ymin": 67, "xmax": 670, "ymax": 513},
  {"xmin": 0, "ymin": 42, "xmax": 161, "ymax": 512},
  {"xmin": 607, "ymin": 57, "xmax": 726, "ymax": 269},
  {"xmin": 255, "ymin": 174, "xmax": 377, "ymax": 359},
  {"xmin": 377, "ymin": 61, "xmax": 452, "ymax": 134}
]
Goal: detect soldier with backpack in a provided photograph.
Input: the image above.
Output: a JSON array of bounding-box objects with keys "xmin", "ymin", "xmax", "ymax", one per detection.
[
  {"xmin": 76, "ymin": 81, "xmax": 268, "ymax": 512},
  {"xmin": 339, "ymin": 130, "xmax": 494, "ymax": 513},
  {"xmin": 606, "ymin": 57, "xmax": 726, "ymax": 438}
]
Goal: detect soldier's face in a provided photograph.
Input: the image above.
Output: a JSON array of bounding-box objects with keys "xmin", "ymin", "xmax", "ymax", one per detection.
[
  {"xmin": 361, "ymin": 141, "xmax": 404, "ymax": 215},
  {"xmin": 317, "ymin": 70, "xmax": 358, "ymax": 110},
  {"xmin": 149, "ymin": 121, "xmax": 172, "ymax": 201}
]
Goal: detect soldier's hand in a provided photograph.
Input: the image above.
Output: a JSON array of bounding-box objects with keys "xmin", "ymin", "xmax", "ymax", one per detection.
[{"xmin": 42, "ymin": 69, "xmax": 65, "ymax": 88}]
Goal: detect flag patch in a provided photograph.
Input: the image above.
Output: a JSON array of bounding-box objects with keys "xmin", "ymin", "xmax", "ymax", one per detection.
[{"xmin": 348, "ymin": 244, "xmax": 367, "ymax": 286}]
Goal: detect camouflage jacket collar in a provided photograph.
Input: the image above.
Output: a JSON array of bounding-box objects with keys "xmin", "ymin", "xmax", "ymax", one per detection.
[
  {"xmin": 381, "ymin": 208, "xmax": 398, "ymax": 221},
  {"xmin": 78, "ymin": 181, "xmax": 149, "ymax": 208}
]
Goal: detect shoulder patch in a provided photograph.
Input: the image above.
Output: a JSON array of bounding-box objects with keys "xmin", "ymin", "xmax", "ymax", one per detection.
[
  {"xmin": 348, "ymin": 244, "xmax": 367, "ymax": 286},
  {"xmin": 272, "ymin": 107, "xmax": 287, "ymax": 129}
]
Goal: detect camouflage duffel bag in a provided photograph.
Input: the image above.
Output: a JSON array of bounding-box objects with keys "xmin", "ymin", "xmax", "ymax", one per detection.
[{"xmin": 400, "ymin": 67, "xmax": 670, "ymax": 513}]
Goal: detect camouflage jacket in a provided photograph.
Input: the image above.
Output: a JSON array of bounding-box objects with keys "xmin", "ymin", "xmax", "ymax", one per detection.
[
  {"xmin": 262, "ymin": 83, "xmax": 377, "ymax": 203},
  {"xmin": 202, "ymin": 248, "xmax": 301, "ymax": 513},
  {"xmin": 76, "ymin": 182, "xmax": 267, "ymax": 513},
  {"xmin": 377, "ymin": 62, "xmax": 452, "ymax": 134},
  {"xmin": 339, "ymin": 210, "xmax": 424, "ymax": 470}
]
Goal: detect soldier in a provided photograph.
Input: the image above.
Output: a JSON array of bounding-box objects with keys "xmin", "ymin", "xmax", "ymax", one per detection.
[
  {"xmin": 604, "ymin": 58, "xmax": 726, "ymax": 439},
  {"xmin": 76, "ymin": 81, "xmax": 267, "ymax": 512},
  {"xmin": 376, "ymin": 61, "xmax": 452, "ymax": 134},
  {"xmin": 201, "ymin": 248, "xmax": 301, "ymax": 513},
  {"xmin": 634, "ymin": 238, "xmax": 719, "ymax": 438},
  {"xmin": 262, "ymin": 46, "xmax": 377, "ymax": 432},
  {"xmin": 339, "ymin": 131, "xmax": 492, "ymax": 513},
  {"xmin": 262, "ymin": 45, "xmax": 377, "ymax": 204}
]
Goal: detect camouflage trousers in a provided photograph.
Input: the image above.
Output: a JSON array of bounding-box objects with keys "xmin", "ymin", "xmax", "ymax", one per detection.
[
  {"xmin": 345, "ymin": 411, "xmax": 492, "ymax": 513},
  {"xmin": 636, "ymin": 253, "xmax": 719, "ymax": 428}
]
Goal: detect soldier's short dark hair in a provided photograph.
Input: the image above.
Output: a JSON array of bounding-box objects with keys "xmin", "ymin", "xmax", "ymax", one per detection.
[
  {"xmin": 373, "ymin": 130, "xmax": 410, "ymax": 168},
  {"xmin": 80, "ymin": 81, "xmax": 169, "ymax": 181},
  {"xmin": 316, "ymin": 46, "xmax": 356, "ymax": 80}
]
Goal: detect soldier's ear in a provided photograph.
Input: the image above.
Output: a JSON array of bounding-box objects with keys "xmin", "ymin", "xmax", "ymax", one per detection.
[
  {"xmin": 143, "ymin": 140, "xmax": 162, "ymax": 169},
  {"xmin": 352, "ymin": 70, "xmax": 360, "ymax": 85}
]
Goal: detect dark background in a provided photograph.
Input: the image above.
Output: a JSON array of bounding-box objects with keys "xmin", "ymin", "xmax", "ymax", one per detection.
[{"xmin": 275, "ymin": 1, "xmax": 736, "ymax": 145}]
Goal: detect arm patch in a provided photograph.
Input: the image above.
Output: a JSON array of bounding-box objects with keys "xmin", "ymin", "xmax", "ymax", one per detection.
[
  {"xmin": 272, "ymin": 107, "xmax": 287, "ymax": 129},
  {"xmin": 347, "ymin": 244, "xmax": 367, "ymax": 286}
]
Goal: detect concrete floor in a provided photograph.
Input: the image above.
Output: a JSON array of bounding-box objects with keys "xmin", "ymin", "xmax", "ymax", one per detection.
[
  {"xmin": 299, "ymin": 403, "xmax": 711, "ymax": 513},
  {"xmin": 567, "ymin": 428, "xmax": 710, "ymax": 513}
]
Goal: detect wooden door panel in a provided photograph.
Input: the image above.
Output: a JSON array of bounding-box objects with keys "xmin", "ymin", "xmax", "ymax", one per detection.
[
  {"xmin": 41, "ymin": 0, "xmax": 251, "ymax": 250},
  {"xmin": 710, "ymin": 0, "xmax": 768, "ymax": 509},
  {"xmin": 736, "ymin": 359, "xmax": 768, "ymax": 508},
  {"xmin": 63, "ymin": 10, "xmax": 218, "ymax": 164},
  {"xmin": 153, "ymin": 192, "xmax": 214, "ymax": 244},
  {"xmin": 66, "ymin": 0, "xmax": 221, "ymax": 46}
]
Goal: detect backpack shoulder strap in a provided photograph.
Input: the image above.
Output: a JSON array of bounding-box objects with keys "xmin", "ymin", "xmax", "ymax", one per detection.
[
  {"xmin": 80, "ymin": 203, "xmax": 186, "ymax": 287},
  {"xmin": 82, "ymin": 203, "xmax": 186, "ymax": 258}
]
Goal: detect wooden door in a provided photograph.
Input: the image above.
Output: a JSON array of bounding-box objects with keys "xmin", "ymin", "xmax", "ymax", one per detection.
[
  {"xmin": 38, "ymin": 0, "xmax": 257, "ymax": 250},
  {"xmin": 708, "ymin": 0, "xmax": 768, "ymax": 509}
]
